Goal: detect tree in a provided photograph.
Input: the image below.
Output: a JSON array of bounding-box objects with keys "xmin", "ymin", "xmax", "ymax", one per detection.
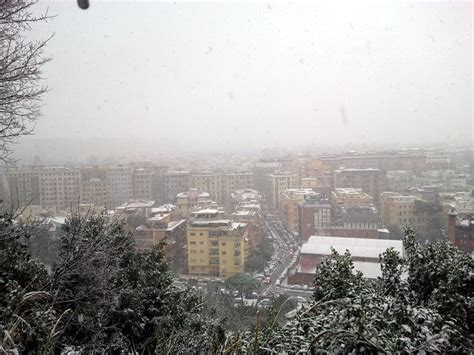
[
  {"xmin": 414, "ymin": 200, "xmax": 446, "ymax": 242},
  {"xmin": 0, "ymin": 0, "xmax": 52, "ymax": 162},
  {"xmin": 225, "ymin": 273, "xmax": 259, "ymax": 303},
  {"xmin": 386, "ymin": 223, "xmax": 404, "ymax": 240},
  {"xmin": 245, "ymin": 237, "xmax": 274, "ymax": 272},
  {"xmin": 1, "ymin": 213, "xmax": 226, "ymax": 353},
  {"xmin": 0, "ymin": 212, "xmax": 61, "ymax": 353},
  {"xmin": 231, "ymin": 228, "xmax": 473, "ymax": 353}
]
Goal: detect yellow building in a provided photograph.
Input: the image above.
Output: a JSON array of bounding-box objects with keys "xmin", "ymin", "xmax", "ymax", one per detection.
[
  {"xmin": 380, "ymin": 192, "xmax": 425, "ymax": 228},
  {"xmin": 187, "ymin": 209, "xmax": 248, "ymax": 278}
]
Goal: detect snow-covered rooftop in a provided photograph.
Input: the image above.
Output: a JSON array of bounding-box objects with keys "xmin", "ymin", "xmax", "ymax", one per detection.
[{"xmin": 301, "ymin": 236, "xmax": 403, "ymax": 260}]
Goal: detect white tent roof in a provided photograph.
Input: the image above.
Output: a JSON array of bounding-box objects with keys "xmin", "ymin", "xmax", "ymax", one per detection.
[{"xmin": 301, "ymin": 236, "xmax": 403, "ymax": 259}]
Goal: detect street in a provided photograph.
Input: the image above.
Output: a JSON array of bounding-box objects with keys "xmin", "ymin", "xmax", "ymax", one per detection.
[{"xmin": 259, "ymin": 210, "xmax": 313, "ymax": 299}]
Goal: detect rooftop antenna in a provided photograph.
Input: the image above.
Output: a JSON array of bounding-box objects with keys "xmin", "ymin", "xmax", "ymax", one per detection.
[{"xmin": 77, "ymin": 0, "xmax": 89, "ymax": 9}]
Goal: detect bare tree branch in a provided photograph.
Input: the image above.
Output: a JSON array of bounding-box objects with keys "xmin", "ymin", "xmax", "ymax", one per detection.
[{"xmin": 0, "ymin": 0, "xmax": 53, "ymax": 163}]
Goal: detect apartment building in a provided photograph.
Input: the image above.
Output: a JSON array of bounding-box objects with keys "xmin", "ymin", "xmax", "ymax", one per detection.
[
  {"xmin": 132, "ymin": 168, "xmax": 155, "ymax": 201},
  {"xmin": 334, "ymin": 168, "xmax": 388, "ymax": 206},
  {"xmin": 187, "ymin": 208, "xmax": 248, "ymax": 278},
  {"xmin": 80, "ymin": 178, "xmax": 107, "ymax": 207},
  {"xmin": 380, "ymin": 192, "xmax": 427, "ymax": 228},
  {"xmin": 105, "ymin": 166, "xmax": 133, "ymax": 208},
  {"xmin": 38, "ymin": 167, "xmax": 81, "ymax": 210},
  {"xmin": 300, "ymin": 175, "xmax": 333, "ymax": 196},
  {"xmin": 386, "ymin": 170, "xmax": 415, "ymax": 191},
  {"xmin": 267, "ymin": 171, "xmax": 299, "ymax": 210},
  {"xmin": 316, "ymin": 153, "xmax": 427, "ymax": 174},
  {"xmin": 191, "ymin": 172, "xmax": 253, "ymax": 209},
  {"xmin": 298, "ymin": 196, "xmax": 332, "ymax": 241},
  {"xmin": 280, "ymin": 189, "xmax": 318, "ymax": 234},
  {"xmin": 5, "ymin": 168, "xmax": 41, "ymax": 208},
  {"xmin": 163, "ymin": 171, "xmax": 191, "ymax": 202},
  {"xmin": 329, "ymin": 204, "xmax": 381, "ymax": 238},
  {"xmin": 191, "ymin": 173, "xmax": 225, "ymax": 205},
  {"xmin": 78, "ymin": 166, "xmax": 107, "ymax": 207}
]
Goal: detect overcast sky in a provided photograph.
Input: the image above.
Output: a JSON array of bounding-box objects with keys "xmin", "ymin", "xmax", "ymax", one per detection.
[{"xmin": 29, "ymin": 0, "xmax": 472, "ymax": 152}]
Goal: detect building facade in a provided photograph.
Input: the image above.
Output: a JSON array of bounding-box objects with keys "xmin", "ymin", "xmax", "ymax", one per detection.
[{"xmin": 186, "ymin": 209, "xmax": 248, "ymax": 278}]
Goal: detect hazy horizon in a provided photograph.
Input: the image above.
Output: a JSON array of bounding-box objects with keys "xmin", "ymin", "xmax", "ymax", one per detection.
[{"xmin": 18, "ymin": 0, "xmax": 473, "ymax": 161}]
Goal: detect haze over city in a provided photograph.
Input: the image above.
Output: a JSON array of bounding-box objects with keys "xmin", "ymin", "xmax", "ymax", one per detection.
[
  {"xmin": 2, "ymin": 1, "xmax": 474, "ymax": 353},
  {"xmin": 16, "ymin": 0, "xmax": 472, "ymax": 163}
]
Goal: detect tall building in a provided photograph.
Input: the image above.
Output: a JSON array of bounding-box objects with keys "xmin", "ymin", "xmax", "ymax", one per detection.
[
  {"xmin": 79, "ymin": 165, "xmax": 107, "ymax": 207},
  {"xmin": 187, "ymin": 208, "xmax": 248, "ymax": 278},
  {"xmin": 334, "ymin": 168, "xmax": 388, "ymax": 206},
  {"xmin": 191, "ymin": 173, "xmax": 225, "ymax": 205},
  {"xmin": 5, "ymin": 168, "xmax": 41, "ymax": 208},
  {"xmin": 105, "ymin": 166, "xmax": 133, "ymax": 209},
  {"xmin": 163, "ymin": 171, "xmax": 191, "ymax": 202},
  {"xmin": 38, "ymin": 167, "xmax": 81, "ymax": 210},
  {"xmin": 281, "ymin": 189, "xmax": 318, "ymax": 234},
  {"xmin": 267, "ymin": 171, "xmax": 299, "ymax": 210},
  {"xmin": 132, "ymin": 168, "xmax": 154, "ymax": 201},
  {"xmin": 80, "ymin": 178, "xmax": 107, "ymax": 207}
]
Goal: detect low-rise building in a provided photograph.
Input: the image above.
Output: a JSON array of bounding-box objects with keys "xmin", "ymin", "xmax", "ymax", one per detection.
[
  {"xmin": 331, "ymin": 188, "xmax": 374, "ymax": 208},
  {"xmin": 380, "ymin": 192, "xmax": 426, "ymax": 229},
  {"xmin": 448, "ymin": 211, "xmax": 474, "ymax": 254},
  {"xmin": 289, "ymin": 236, "xmax": 404, "ymax": 285},
  {"xmin": 298, "ymin": 195, "xmax": 332, "ymax": 242}
]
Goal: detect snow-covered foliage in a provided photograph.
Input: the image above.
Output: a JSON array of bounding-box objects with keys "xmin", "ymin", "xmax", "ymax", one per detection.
[
  {"xmin": 1, "ymin": 213, "xmax": 225, "ymax": 353},
  {"xmin": 226, "ymin": 228, "xmax": 473, "ymax": 353}
]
